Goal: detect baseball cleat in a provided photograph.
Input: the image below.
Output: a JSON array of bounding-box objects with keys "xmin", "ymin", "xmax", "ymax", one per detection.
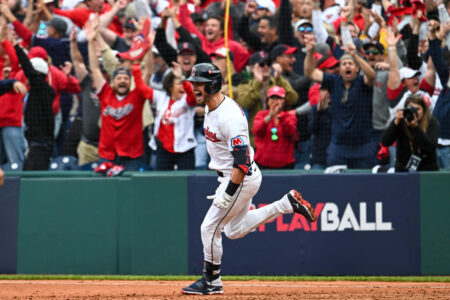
[
  {"xmin": 287, "ymin": 190, "xmax": 317, "ymax": 222},
  {"xmin": 181, "ymin": 277, "xmax": 223, "ymax": 295}
]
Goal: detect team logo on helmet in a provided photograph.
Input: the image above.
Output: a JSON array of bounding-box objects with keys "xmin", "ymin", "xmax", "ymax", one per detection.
[{"xmin": 191, "ymin": 67, "xmax": 196, "ymax": 76}]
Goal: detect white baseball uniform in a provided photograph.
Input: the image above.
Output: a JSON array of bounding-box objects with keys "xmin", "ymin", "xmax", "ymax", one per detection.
[{"xmin": 201, "ymin": 96, "xmax": 294, "ymax": 268}]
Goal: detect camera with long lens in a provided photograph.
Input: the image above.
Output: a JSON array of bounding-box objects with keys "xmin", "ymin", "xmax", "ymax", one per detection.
[{"xmin": 403, "ymin": 105, "xmax": 419, "ymax": 122}]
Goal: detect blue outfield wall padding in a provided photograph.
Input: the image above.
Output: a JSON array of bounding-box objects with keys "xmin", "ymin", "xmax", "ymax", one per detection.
[
  {"xmin": 0, "ymin": 177, "xmax": 20, "ymax": 273},
  {"xmin": 187, "ymin": 173, "xmax": 421, "ymax": 276}
]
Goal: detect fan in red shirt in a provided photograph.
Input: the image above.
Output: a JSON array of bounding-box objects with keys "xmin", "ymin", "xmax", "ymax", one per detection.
[
  {"xmin": 87, "ymin": 20, "xmax": 148, "ymax": 171},
  {"xmin": 253, "ymin": 86, "xmax": 297, "ymax": 169}
]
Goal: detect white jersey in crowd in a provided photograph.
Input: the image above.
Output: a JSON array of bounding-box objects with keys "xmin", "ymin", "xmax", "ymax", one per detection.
[{"xmin": 204, "ymin": 96, "xmax": 254, "ymax": 176}]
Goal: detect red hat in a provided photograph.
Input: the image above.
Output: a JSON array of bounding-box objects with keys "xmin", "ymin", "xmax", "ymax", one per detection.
[
  {"xmin": 28, "ymin": 47, "xmax": 48, "ymax": 59},
  {"xmin": 318, "ymin": 56, "xmax": 339, "ymax": 70},
  {"xmin": 267, "ymin": 86, "xmax": 286, "ymax": 98}
]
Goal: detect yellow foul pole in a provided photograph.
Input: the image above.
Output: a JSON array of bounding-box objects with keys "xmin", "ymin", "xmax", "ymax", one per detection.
[{"xmin": 223, "ymin": 0, "xmax": 233, "ymax": 98}]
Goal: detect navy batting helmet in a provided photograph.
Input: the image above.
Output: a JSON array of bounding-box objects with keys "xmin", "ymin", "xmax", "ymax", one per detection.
[{"xmin": 186, "ymin": 63, "xmax": 223, "ymax": 94}]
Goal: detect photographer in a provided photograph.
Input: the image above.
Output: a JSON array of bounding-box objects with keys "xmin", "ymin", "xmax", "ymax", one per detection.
[{"xmin": 381, "ymin": 95, "xmax": 440, "ymax": 172}]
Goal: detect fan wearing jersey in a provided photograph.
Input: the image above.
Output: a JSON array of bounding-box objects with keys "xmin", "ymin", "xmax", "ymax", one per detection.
[
  {"xmin": 133, "ymin": 62, "xmax": 198, "ymax": 170},
  {"xmin": 181, "ymin": 63, "xmax": 318, "ymax": 296},
  {"xmin": 88, "ymin": 21, "xmax": 148, "ymax": 171}
]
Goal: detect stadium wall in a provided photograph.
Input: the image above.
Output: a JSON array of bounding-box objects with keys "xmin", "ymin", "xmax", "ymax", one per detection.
[{"xmin": 0, "ymin": 172, "xmax": 448, "ymax": 275}]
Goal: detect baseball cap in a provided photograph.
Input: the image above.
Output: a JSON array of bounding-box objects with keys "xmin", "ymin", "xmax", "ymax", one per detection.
[
  {"xmin": 124, "ymin": 17, "xmax": 137, "ymax": 30},
  {"xmin": 295, "ymin": 19, "xmax": 313, "ymax": 31},
  {"xmin": 255, "ymin": 0, "xmax": 276, "ymax": 14},
  {"xmin": 314, "ymin": 42, "xmax": 331, "ymax": 57},
  {"xmin": 30, "ymin": 57, "xmax": 49, "ymax": 75},
  {"xmin": 47, "ymin": 17, "xmax": 68, "ymax": 35},
  {"xmin": 177, "ymin": 41, "xmax": 197, "ymax": 54},
  {"xmin": 399, "ymin": 67, "xmax": 421, "ymax": 80},
  {"xmin": 249, "ymin": 51, "xmax": 270, "ymax": 65},
  {"xmin": 270, "ymin": 44, "xmax": 297, "ymax": 61},
  {"xmin": 267, "ymin": 86, "xmax": 286, "ymax": 98},
  {"xmin": 210, "ymin": 47, "xmax": 234, "ymax": 61},
  {"xmin": 363, "ymin": 40, "xmax": 385, "ymax": 54},
  {"xmin": 152, "ymin": 46, "xmax": 160, "ymax": 56},
  {"xmin": 191, "ymin": 12, "xmax": 207, "ymax": 23},
  {"xmin": 28, "ymin": 46, "xmax": 48, "ymax": 59},
  {"xmin": 112, "ymin": 67, "xmax": 131, "ymax": 79},
  {"xmin": 318, "ymin": 56, "xmax": 339, "ymax": 70}
]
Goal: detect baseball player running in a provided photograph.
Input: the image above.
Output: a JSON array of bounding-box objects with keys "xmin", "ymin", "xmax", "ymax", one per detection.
[{"xmin": 181, "ymin": 63, "xmax": 317, "ymax": 295}]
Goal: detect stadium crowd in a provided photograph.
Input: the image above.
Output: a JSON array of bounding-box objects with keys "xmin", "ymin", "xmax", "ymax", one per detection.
[{"xmin": 0, "ymin": 0, "xmax": 448, "ymax": 173}]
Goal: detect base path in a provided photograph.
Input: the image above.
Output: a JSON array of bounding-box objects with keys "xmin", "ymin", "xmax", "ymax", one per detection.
[{"xmin": 0, "ymin": 280, "xmax": 449, "ymax": 299}]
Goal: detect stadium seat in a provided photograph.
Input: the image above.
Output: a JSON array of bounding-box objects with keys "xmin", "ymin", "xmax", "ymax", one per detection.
[
  {"xmin": 79, "ymin": 161, "xmax": 100, "ymax": 171},
  {"xmin": 1, "ymin": 162, "xmax": 23, "ymax": 171},
  {"xmin": 49, "ymin": 156, "xmax": 79, "ymax": 171}
]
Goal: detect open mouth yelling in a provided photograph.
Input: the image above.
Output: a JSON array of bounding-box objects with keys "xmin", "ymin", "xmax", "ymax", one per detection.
[{"xmin": 193, "ymin": 90, "xmax": 203, "ymax": 101}]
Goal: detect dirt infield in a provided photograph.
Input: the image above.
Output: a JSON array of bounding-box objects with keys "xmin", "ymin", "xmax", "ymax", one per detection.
[{"xmin": 0, "ymin": 280, "xmax": 449, "ymax": 299}]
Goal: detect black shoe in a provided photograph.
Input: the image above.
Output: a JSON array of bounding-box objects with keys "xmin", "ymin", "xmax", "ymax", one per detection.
[
  {"xmin": 287, "ymin": 190, "xmax": 317, "ymax": 222},
  {"xmin": 181, "ymin": 277, "xmax": 223, "ymax": 295}
]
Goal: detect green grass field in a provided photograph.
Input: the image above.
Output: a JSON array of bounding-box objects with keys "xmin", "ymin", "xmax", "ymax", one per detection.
[{"xmin": 0, "ymin": 275, "xmax": 449, "ymax": 282}]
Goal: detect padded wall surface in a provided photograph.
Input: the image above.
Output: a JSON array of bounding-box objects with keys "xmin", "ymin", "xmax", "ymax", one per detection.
[
  {"xmin": 17, "ymin": 178, "xmax": 121, "ymax": 274},
  {"xmin": 420, "ymin": 173, "xmax": 450, "ymax": 275},
  {"xmin": 0, "ymin": 177, "xmax": 20, "ymax": 273}
]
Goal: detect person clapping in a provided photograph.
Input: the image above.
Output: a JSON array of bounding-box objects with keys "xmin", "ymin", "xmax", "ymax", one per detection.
[{"xmin": 253, "ymin": 86, "xmax": 297, "ymax": 169}]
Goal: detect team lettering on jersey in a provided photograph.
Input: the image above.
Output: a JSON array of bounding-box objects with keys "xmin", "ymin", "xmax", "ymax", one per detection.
[
  {"xmin": 103, "ymin": 104, "xmax": 134, "ymax": 120},
  {"xmin": 161, "ymin": 106, "xmax": 188, "ymax": 125},
  {"xmin": 205, "ymin": 126, "xmax": 221, "ymax": 142}
]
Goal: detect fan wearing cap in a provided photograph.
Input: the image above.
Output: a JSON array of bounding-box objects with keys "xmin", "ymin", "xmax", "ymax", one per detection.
[
  {"xmin": 191, "ymin": 12, "xmax": 207, "ymax": 35},
  {"xmin": 0, "ymin": 2, "xmax": 73, "ymax": 68},
  {"xmin": 103, "ymin": 16, "xmax": 138, "ymax": 53},
  {"xmin": 253, "ymin": 86, "xmax": 297, "ymax": 169},
  {"xmin": 304, "ymin": 33, "xmax": 377, "ymax": 169},
  {"xmin": 277, "ymin": 0, "xmax": 317, "ymax": 76},
  {"xmin": 386, "ymin": 27, "xmax": 436, "ymax": 124},
  {"xmin": 87, "ymin": 19, "xmax": 150, "ymax": 171},
  {"xmin": 155, "ymin": 8, "xmax": 212, "ymax": 77},
  {"xmin": 13, "ymin": 46, "xmax": 82, "ymax": 139},
  {"xmin": 235, "ymin": 51, "xmax": 298, "ymax": 147},
  {"xmin": 98, "ymin": 0, "xmax": 135, "ymax": 53},
  {"xmin": 270, "ymin": 43, "xmax": 310, "ymax": 105},
  {"xmin": 178, "ymin": 2, "xmax": 250, "ymax": 72},
  {"xmin": 361, "ymin": 40, "xmax": 392, "ymax": 147},
  {"xmin": 13, "ymin": 43, "xmax": 56, "ymax": 170}
]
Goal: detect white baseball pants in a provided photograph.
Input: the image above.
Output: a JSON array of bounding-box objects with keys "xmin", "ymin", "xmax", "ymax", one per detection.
[{"xmin": 201, "ymin": 164, "xmax": 293, "ymax": 265}]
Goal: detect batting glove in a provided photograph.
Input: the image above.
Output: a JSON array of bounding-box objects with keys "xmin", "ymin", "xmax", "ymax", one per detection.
[{"xmin": 207, "ymin": 192, "xmax": 233, "ymax": 209}]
